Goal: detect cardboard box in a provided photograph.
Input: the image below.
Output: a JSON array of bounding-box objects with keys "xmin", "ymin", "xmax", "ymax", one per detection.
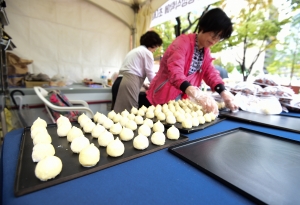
[{"xmin": 25, "ymin": 81, "xmax": 50, "ymax": 88}]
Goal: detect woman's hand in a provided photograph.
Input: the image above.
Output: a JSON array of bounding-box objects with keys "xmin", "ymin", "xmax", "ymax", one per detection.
[{"xmin": 220, "ymin": 90, "xmax": 239, "ymax": 111}]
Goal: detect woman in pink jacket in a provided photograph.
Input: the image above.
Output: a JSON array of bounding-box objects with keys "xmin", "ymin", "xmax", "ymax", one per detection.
[{"xmin": 146, "ymin": 8, "xmax": 238, "ymax": 112}]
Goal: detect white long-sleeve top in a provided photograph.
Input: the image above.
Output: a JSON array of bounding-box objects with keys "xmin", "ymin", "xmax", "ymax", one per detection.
[{"xmin": 119, "ymin": 45, "xmax": 155, "ymax": 82}]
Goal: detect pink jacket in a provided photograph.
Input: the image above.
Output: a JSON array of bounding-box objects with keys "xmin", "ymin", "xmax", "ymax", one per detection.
[{"xmin": 146, "ymin": 33, "xmax": 223, "ymax": 105}]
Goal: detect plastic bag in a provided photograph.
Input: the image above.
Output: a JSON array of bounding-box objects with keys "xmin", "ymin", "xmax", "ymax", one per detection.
[
  {"xmin": 234, "ymin": 93, "xmax": 282, "ymax": 114},
  {"xmin": 188, "ymin": 88, "xmax": 219, "ymax": 115}
]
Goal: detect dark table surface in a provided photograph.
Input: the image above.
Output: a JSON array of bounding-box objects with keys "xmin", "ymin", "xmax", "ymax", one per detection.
[{"xmin": 1, "ymin": 113, "xmax": 300, "ymax": 205}]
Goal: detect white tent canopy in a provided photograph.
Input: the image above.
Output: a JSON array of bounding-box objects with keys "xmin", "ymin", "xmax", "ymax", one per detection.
[{"xmin": 5, "ymin": 0, "xmax": 167, "ymax": 83}]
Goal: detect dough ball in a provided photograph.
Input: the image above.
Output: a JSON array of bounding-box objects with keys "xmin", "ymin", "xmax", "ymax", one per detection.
[
  {"xmin": 198, "ymin": 116, "xmax": 205, "ymax": 124},
  {"xmin": 166, "ymin": 115, "xmax": 176, "ymax": 124},
  {"xmin": 78, "ymin": 113, "xmax": 88, "ymax": 125},
  {"xmin": 196, "ymin": 110, "xmax": 203, "ymax": 117},
  {"xmin": 145, "ymin": 110, "xmax": 154, "ymax": 119},
  {"xmin": 166, "ymin": 125, "xmax": 180, "ymax": 140},
  {"xmin": 191, "ymin": 112, "xmax": 198, "ymax": 118},
  {"xmin": 210, "ymin": 112, "xmax": 216, "ymax": 121},
  {"xmin": 157, "ymin": 112, "xmax": 166, "ymax": 121},
  {"xmin": 79, "ymin": 143, "xmax": 100, "ymax": 167},
  {"xmin": 83, "ymin": 121, "xmax": 96, "ymax": 133},
  {"xmin": 106, "ymin": 137, "xmax": 125, "ymax": 157},
  {"xmin": 192, "ymin": 117, "xmax": 200, "ymax": 127},
  {"xmin": 155, "ymin": 104, "xmax": 162, "ymax": 111},
  {"xmin": 134, "ymin": 115, "xmax": 144, "ymax": 125},
  {"xmin": 35, "ymin": 156, "xmax": 62, "ymax": 181},
  {"xmin": 153, "ymin": 120, "xmax": 165, "ymax": 132},
  {"xmin": 127, "ymin": 113, "xmax": 135, "ymax": 120},
  {"xmin": 113, "ymin": 113, "xmax": 122, "ymax": 123},
  {"xmin": 119, "ymin": 117, "xmax": 129, "ymax": 127},
  {"xmin": 79, "ymin": 117, "xmax": 92, "ymax": 128},
  {"xmin": 133, "ymin": 134, "xmax": 149, "ymax": 150},
  {"xmin": 125, "ymin": 119, "xmax": 137, "ymax": 131},
  {"xmin": 121, "ymin": 109, "xmax": 130, "ymax": 117},
  {"xmin": 151, "ymin": 132, "xmax": 166, "ymax": 145},
  {"xmin": 176, "ymin": 114, "xmax": 185, "ymax": 123},
  {"xmin": 93, "ymin": 112, "xmax": 102, "ymax": 122},
  {"xmin": 57, "ymin": 115, "xmax": 70, "ymax": 127},
  {"xmin": 91, "ymin": 124, "xmax": 106, "ymax": 138},
  {"xmin": 203, "ymin": 113, "xmax": 212, "ymax": 122},
  {"xmin": 182, "ymin": 118, "xmax": 192, "ymax": 129},
  {"xmin": 184, "ymin": 113, "xmax": 192, "ymax": 119},
  {"xmin": 131, "ymin": 107, "xmax": 138, "ymax": 115},
  {"xmin": 109, "ymin": 122, "xmax": 122, "ymax": 135},
  {"xmin": 103, "ymin": 118, "xmax": 114, "ymax": 129},
  {"xmin": 33, "ymin": 132, "xmax": 52, "ymax": 145},
  {"xmin": 162, "ymin": 103, "xmax": 168, "ymax": 111},
  {"xmin": 57, "ymin": 122, "xmax": 72, "ymax": 137},
  {"xmin": 67, "ymin": 126, "xmax": 84, "ymax": 142},
  {"xmin": 31, "ymin": 117, "xmax": 47, "ymax": 130},
  {"xmin": 97, "ymin": 113, "xmax": 108, "ymax": 125},
  {"xmin": 70, "ymin": 136, "xmax": 90, "ymax": 153},
  {"xmin": 143, "ymin": 118, "xmax": 153, "ymax": 128},
  {"xmin": 154, "ymin": 109, "xmax": 162, "ymax": 118},
  {"xmin": 32, "ymin": 143, "xmax": 55, "ymax": 162},
  {"xmin": 107, "ymin": 110, "xmax": 116, "ymax": 120},
  {"xmin": 141, "ymin": 105, "xmax": 148, "ymax": 112},
  {"xmin": 98, "ymin": 130, "xmax": 114, "ymax": 147},
  {"xmin": 147, "ymin": 105, "xmax": 155, "ymax": 112},
  {"xmin": 119, "ymin": 127, "xmax": 134, "ymax": 141},
  {"xmin": 138, "ymin": 124, "xmax": 151, "ymax": 137},
  {"xmin": 137, "ymin": 109, "xmax": 145, "ymax": 117},
  {"xmin": 31, "ymin": 126, "xmax": 48, "ymax": 139}
]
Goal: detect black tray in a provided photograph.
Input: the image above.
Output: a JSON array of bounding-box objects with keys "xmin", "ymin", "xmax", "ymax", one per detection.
[
  {"xmin": 161, "ymin": 117, "xmax": 225, "ymax": 134},
  {"xmin": 168, "ymin": 128, "xmax": 300, "ymax": 205},
  {"xmin": 15, "ymin": 123, "xmax": 188, "ymax": 196},
  {"xmin": 219, "ymin": 110, "xmax": 300, "ymax": 133}
]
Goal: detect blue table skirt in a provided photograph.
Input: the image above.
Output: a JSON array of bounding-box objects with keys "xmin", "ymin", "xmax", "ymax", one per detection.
[{"xmin": 2, "ymin": 120, "xmax": 300, "ymax": 205}]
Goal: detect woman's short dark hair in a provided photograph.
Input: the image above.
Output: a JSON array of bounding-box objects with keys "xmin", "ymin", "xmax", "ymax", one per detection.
[
  {"xmin": 198, "ymin": 8, "xmax": 233, "ymax": 40},
  {"xmin": 140, "ymin": 31, "xmax": 163, "ymax": 48}
]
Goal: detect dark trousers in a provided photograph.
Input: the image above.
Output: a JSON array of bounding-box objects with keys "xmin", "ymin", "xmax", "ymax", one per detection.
[{"xmin": 111, "ymin": 76, "xmax": 152, "ymax": 111}]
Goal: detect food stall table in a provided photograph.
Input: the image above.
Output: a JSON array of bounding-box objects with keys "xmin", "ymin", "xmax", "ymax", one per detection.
[{"xmin": 2, "ymin": 119, "xmax": 300, "ymax": 205}]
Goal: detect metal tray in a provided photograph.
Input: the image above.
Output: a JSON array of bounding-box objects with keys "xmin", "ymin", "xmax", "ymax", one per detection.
[
  {"xmin": 219, "ymin": 110, "xmax": 300, "ymax": 133},
  {"xmin": 168, "ymin": 128, "xmax": 300, "ymax": 205},
  {"xmin": 161, "ymin": 117, "xmax": 225, "ymax": 134},
  {"xmin": 15, "ymin": 123, "xmax": 188, "ymax": 196}
]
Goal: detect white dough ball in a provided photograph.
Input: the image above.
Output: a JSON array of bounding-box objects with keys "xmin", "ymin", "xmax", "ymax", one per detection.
[
  {"xmin": 70, "ymin": 136, "xmax": 90, "ymax": 153},
  {"xmin": 78, "ymin": 113, "xmax": 88, "ymax": 125},
  {"xmin": 141, "ymin": 105, "xmax": 148, "ymax": 112},
  {"xmin": 79, "ymin": 143, "xmax": 100, "ymax": 167},
  {"xmin": 31, "ymin": 126, "xmax": 48, "ymax": 139},
  {"xmin": 182, "ymin": 118, "xmax": 193, "ymax": 129},
  {"xmin": 143, "ymin": 118, "xmax": 153, "ymax": 128},
  {"xmin": 33, "ymin": 132, "xmax": 52, "ymax": 145},
  {"xmin": 98, "ymin": 130, "xmax": 114, "ymax": 147},
  {"xmin": 138, "ymin": 124, "xmax": 151, "ymax": 137},
  {"xmin": 204, "ymin": 113, "xmax": 212, "ymax": 122},
  {"xmin": 93, "ymin": 112, "xmax": 102, "ymax": 122},
  {"xmin": 57, "ymin": 115, "xmax": 70, "ymax": 126},
  {"xmin": 176, "ymin": 114, "xmax": 185, "ymax": 123},
  {"xmin": 133, "ymin": 134, "xmax": 149, "ymax": 150},
  {"xmin": 32, "ymin": 143, "xmax": 55, "ymax": 162},
  {"xmin": 113, "ymin": 113, "xmax": 122, "ymax": 123},
  {"xmin": 167, "ymin": 125, "xmax": 180, "ymax": 140},
  {"xmin": 97, "ymin": 114, "xmax": 108, "ymax": 125},
  {"xmin": 119, "ymin": 127, "xmax": 134, "ymax": 141},
  {"xmin": 79, "ymin": 117, "xmax": 92, "ymax": 128},
  {"xmin": 125, "ymin": 119, "xmax": 137, "ymax": 131},
  {"xmin": 131, "ymin": 107, "xmax": 138, "ymax": 115},
  {"xmin": 154, "ymin": 109, "xmax": 162, "ymax": 118},
  {"xmin": 153, "ymin": 120, "xmax": 165, "ymax": 132},
  {"xmin": 137, "ymin": 109, "xmax": 145, "ymax": 117},
  {"xmin": 83, "ymin": 121, "xmax": 96, "ymax": 133},
  {"xmin": 67, "ymin": 126, "xmax": 84, "ymax": 142},
  {"xmin": 35, "ymin": 156, "xmax": 62, "ymax": 181},
  {"xmin": 198, "ymin": 116, "xmax": 205, "ymax": 124},
  {"xmin": 57, "ymin": 122, "xmax": 72, "ymax": 137},
  {"xmin": 127, "ymin": 113, "xmax": 135, "ymax": 120},
  {"xmin": 151, "ymin": 132, "xmax": 166, "ymax": 145},
  {"xmin": 119, "ymin": 117, "xmax": 129, "ymax": 127},
  {"xmin": 166, "ymin": 115, "xmax": 176, "ymax": 124},
  {"xmin": 106, "ymin": 137, "xmax": 125, "ymax": 157},
  {"xmin": 134, "ymin": 115, "xmax": 144, "ymax": 125},
  {"xmin": 91, "ymin": 124, "xmax": 106, "ymax": 138},
  {"xmin": 157, "ymin": 112, "xmax": 166, "ymax": 121},
  {"xmin": 145, "ymin": 110, "xmax": 154, "ymax": 119},
  {"xmin": 210, "ymin": 112, "xmax": 216, "ymax": 121},
  {"xmin": 31, "ymin": 117, "xmax": 47, "ymax": 130},
  {"xmin": 103, "ymin": 118, "xmax": 114, "ymax": 129},
  {"xmin": 121, "ymin": 109, "xmax": 130, "ymax": 117},
  {"xmin": 107, "ymin": 110, "xmax": 116, "ymax": 120},
  {"xmin": 192, "ymin": 117, "xmax": 200, "ymax": 127},
  {"xmin": 196, "ymin": 110, "xmax": 203, "ymax": 117},
  {"xmin": 110, "ymin": 122, "xmax": 122, "ymax": 135}
]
